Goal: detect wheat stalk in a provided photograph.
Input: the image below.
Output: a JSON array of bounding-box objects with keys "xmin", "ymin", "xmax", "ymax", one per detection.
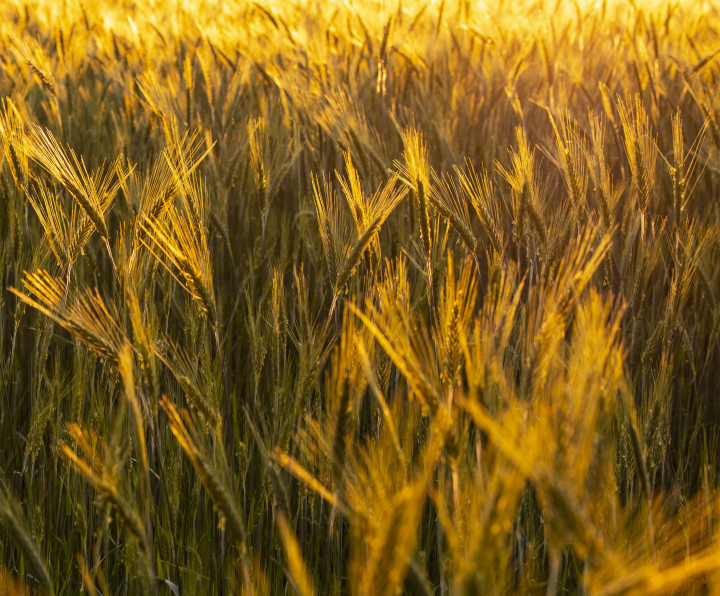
[{"xmin": 0, "ymin": 492, "xmax": 54, "ymax": 596}]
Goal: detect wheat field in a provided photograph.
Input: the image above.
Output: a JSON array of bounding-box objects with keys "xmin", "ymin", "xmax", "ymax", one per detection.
[{"xmin": 0, "ymin": 0, "xmax": 720, "ymax": 593}]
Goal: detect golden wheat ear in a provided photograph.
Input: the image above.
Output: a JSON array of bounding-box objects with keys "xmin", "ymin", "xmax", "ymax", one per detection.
[
  {"xmin": 584, "ymin": 111, "xmax": 622, "ymax": 241},
  {"xmin": 393, "ymin": 125, "xmax": 432, "ymax": 261},
  {"xmin": 154, "ymin": 334, "xmax": 219, "ymax": 429},
  {"xmin": 127, "ymin": 133, "xmax": 208, "ymax": 271},
  {"xmin": 337, "ymin": 151, "xmax": 367, "ymax": 230},
  {"xmin": 497, "ymin": 126, "xmax": 547, "ymax": 250},
  {"xmin": 427, "ymin": 168, "xmax": 477, "ymax": 259},
  {"xmin": 325, "ymin": 310, "xmax": 370, "ymax": 490},
  {"xmin": 142, "ymin": 201, "xmax": 218, "ymax": 332},
  {"xmin": 314, "ymin": 88, "xmax": 387, "ymax": 179},
  {"xmin": 617, "ymin": 95, "xmax": 658, "ymax": 221},
  {"xmin": 438, "ymin": 252, "xmax": 478, "ymax": 390},
  {"xmin": 25, "ymin": 125, "xmax": 132, "ymax": 242},
  {"xmin": 337, "ymin": 151, "xmax": 382, "ymax": 269},
  {"xmin": 347, "ymin": 269, "xmax": 442, "ymax": 416},
  {"xmin": 9, "ymin": 270, "xmax": 125, "ymax": 363},
  {"xmin": 0, "ymin": 98, "xmax": 31, "ymax": 192},
  {"xmin": 313, "ymin": 169, "xmax": 404, "ymax": 310},
  {"xmin": 454, "ymin": 160, "xmax": 505, "ymax": 255},
  {"xmin": 24, "ymin": 177, "xmax": 99, "ymax": 274},
  {"xmin": 312, "ymin": 172, "xmax": 346, "ymax": 290},
  {"xmin": 25, "ymin": 180, "xmax": 70, "ymax": 270},
  {"xmin": 546, "ymin": 108, "xmax": 588, "ymax": 227},
  {"xmin": 361, "ymin": 481, "xmax": 428, "ymax": 596},
  {"xmin": 10, "ymin": 36, "xmax": 58, "ymax": 99},
  {"xmin": 163, "ymin": 126, "xmax": 214, "ymax": 225},
  {"xmin": 335, "ymin": 176, "xmax": 407, "ymax": 292},
  {"xmin": 248, "ymin": 115, "xmax": 295, "ymax": 236}
]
